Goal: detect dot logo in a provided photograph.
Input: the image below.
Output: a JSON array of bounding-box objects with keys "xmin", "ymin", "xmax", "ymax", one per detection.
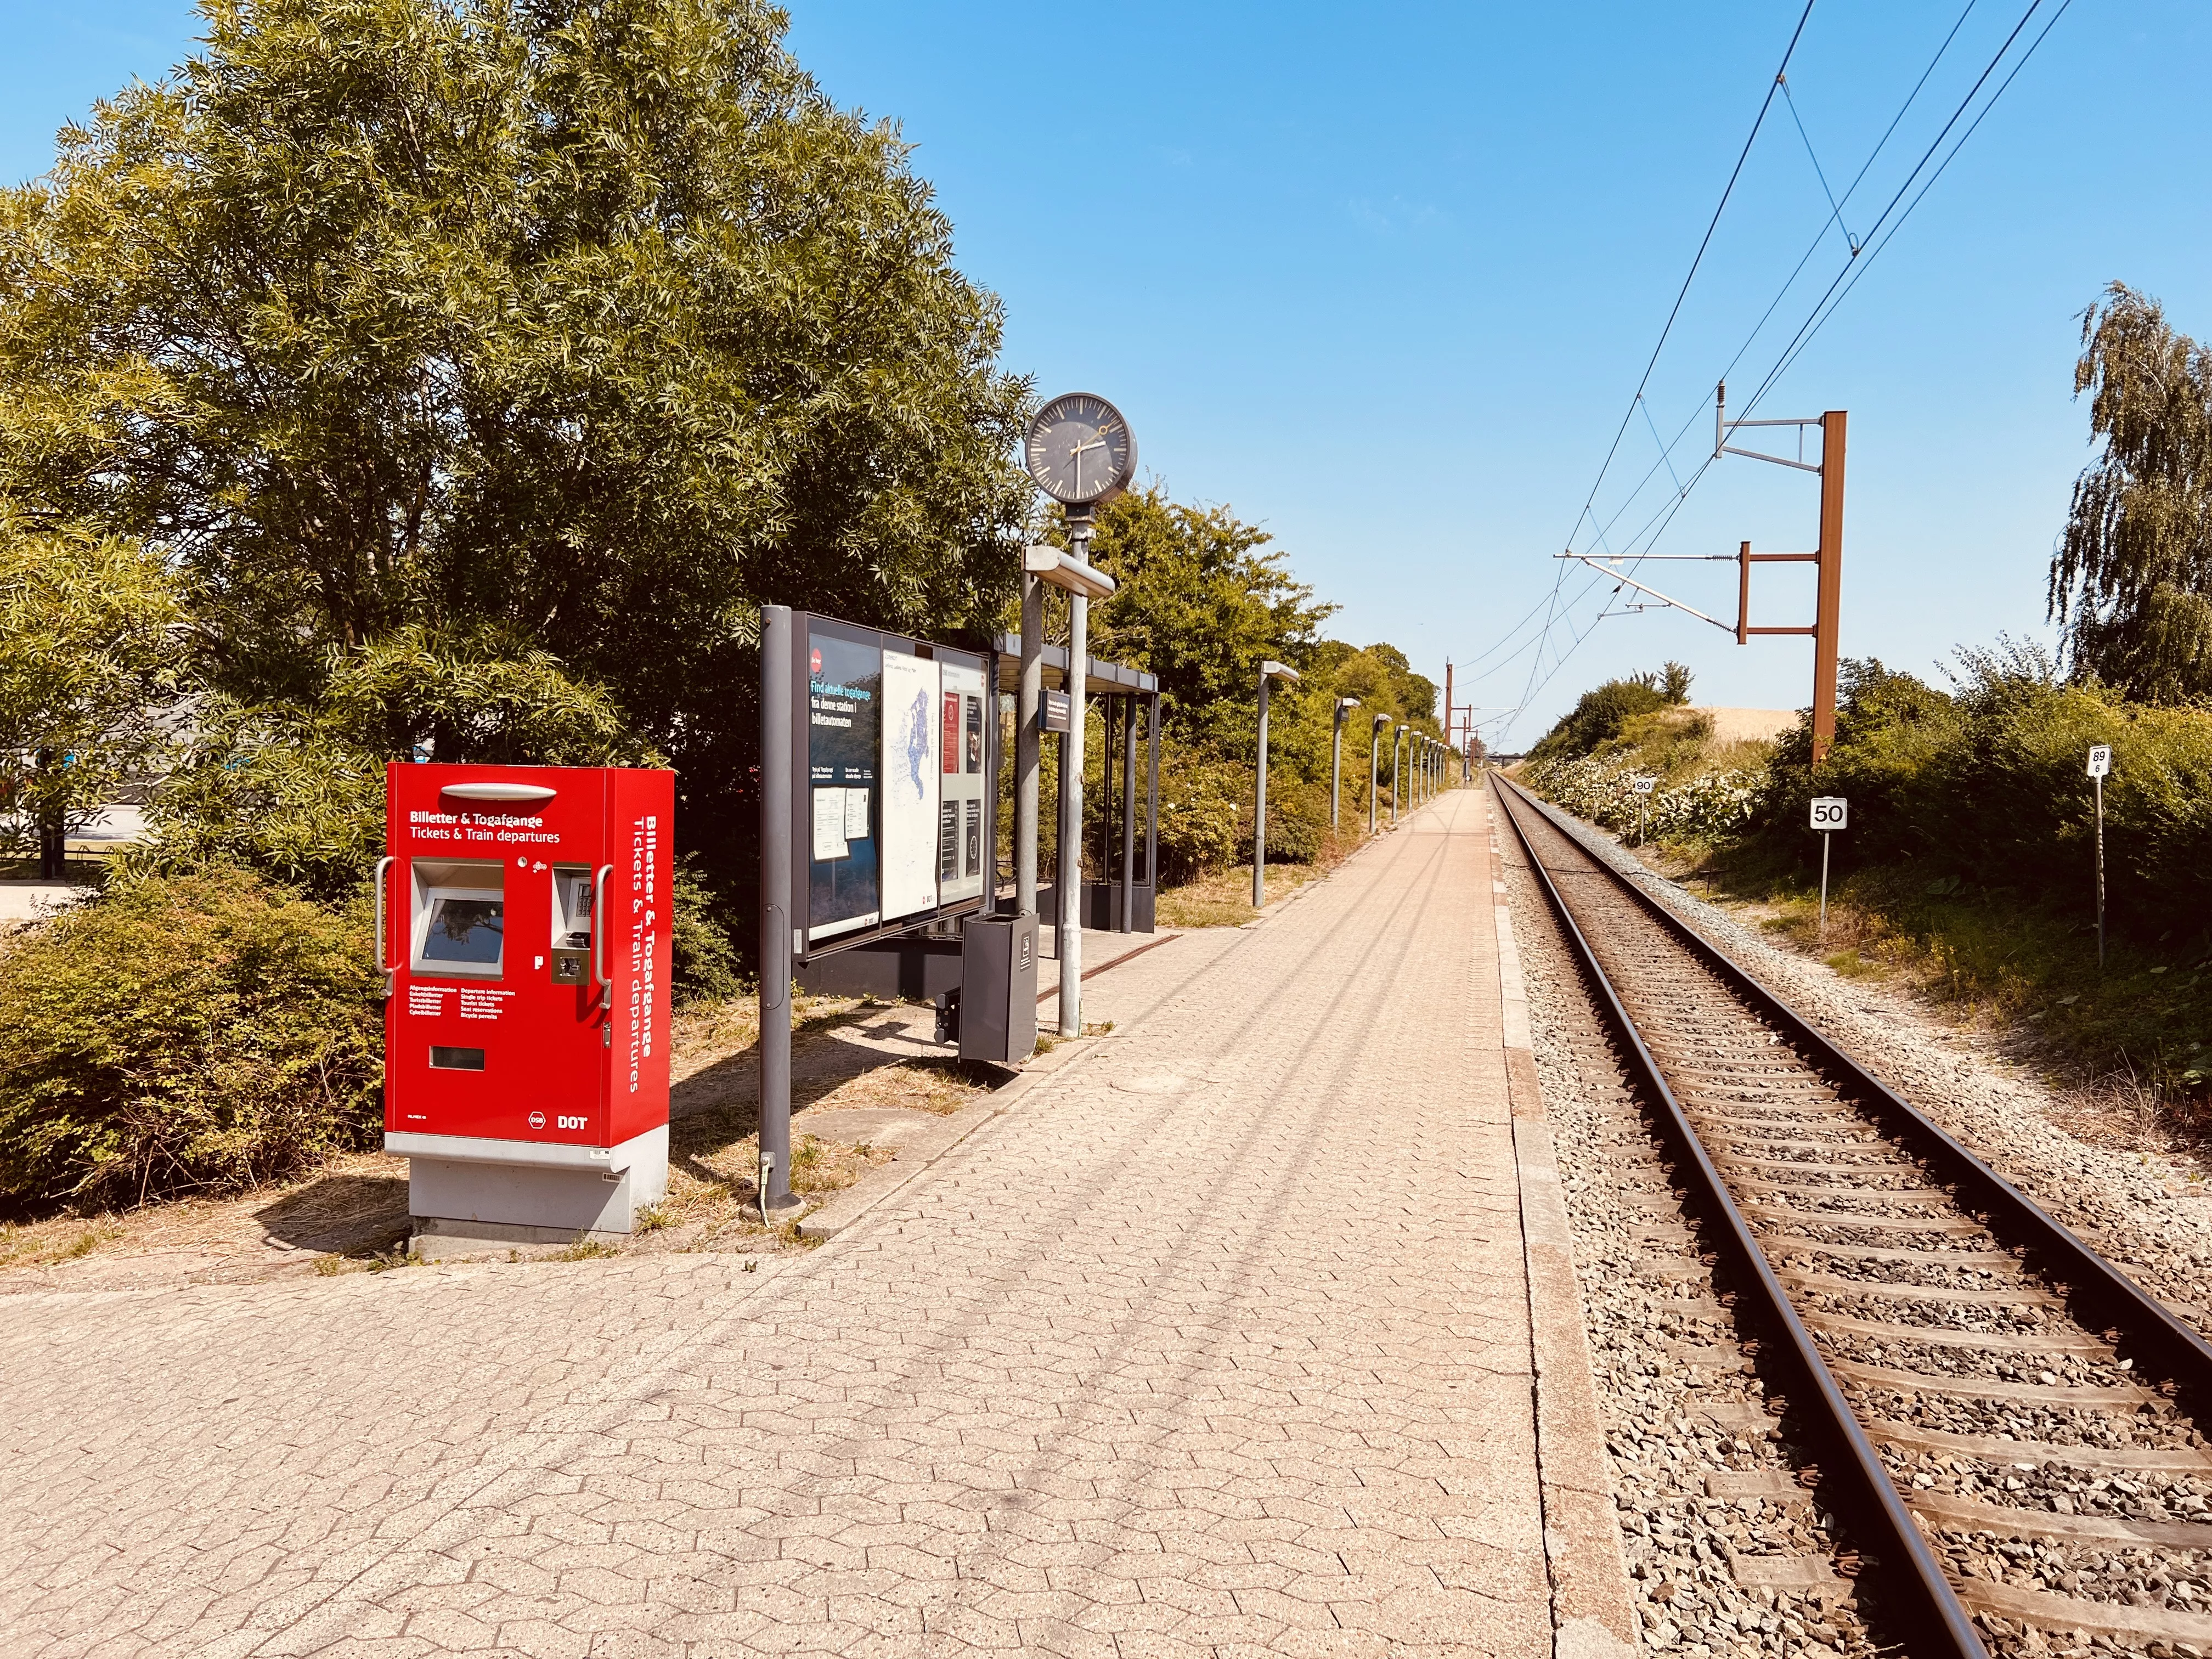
[{"xmin": 528, "ymin": 1111, "xmax": 546, "ymax": 1130}]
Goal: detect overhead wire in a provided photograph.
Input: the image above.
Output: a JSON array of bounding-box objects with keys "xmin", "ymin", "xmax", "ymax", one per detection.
[
  {"xmin": 1557, "ymin": 0, "xmax": 1820, "ymax": 558},
  {"xmin": 1492, "ymin": 0, "xmax": 2065, "ymax": 744},
  {"xmin": 1517, "ymin": 0, "xmax": 1821, "ymax": 726}
]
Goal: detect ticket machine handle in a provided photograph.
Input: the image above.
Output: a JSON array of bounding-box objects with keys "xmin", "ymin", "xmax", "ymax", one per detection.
[
  {"xmin": 373, "ymin": 855, "xmax": 396, "ymax": 1000},
  {"xmin": 591, "ymin": 864, "xmax": 613, "ymax": 1009}
]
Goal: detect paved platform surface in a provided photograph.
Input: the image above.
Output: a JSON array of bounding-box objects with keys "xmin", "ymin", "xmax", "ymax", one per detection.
[{"xmin": 0, "ymin": 792, "xmax": 1555, "ymax": 1658}]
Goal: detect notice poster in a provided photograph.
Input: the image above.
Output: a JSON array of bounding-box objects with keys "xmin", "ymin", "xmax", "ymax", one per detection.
[
  {"xmin": 935, "ymin": 655, "xmax": 988, "ymax": 904},
  {"xmin": 811, "ymin": 788, "xmax": 848, "ymax": 861},
  {"xmin": 878, "ymin": 650, "xmax": 940, "ymax": 919},
  {"xmin": 806, "ymin": 627, "xmax": 881, "ymax": 943}
]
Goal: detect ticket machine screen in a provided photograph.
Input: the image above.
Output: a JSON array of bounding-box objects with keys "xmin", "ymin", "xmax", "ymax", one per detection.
[
  {"xmin": 411, "ymin": 862, "xmax": 506, "ymax": 979},
  {"xmin": 423, "ymin": 897, "xmax": 504, "ymax": 966}
]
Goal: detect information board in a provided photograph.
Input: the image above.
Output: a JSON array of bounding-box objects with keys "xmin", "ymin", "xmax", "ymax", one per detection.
[
  {"xmin": 879, "ymin": 649, "xmax": 942, "ymax": 919},
  {"xmin": 938, "ymin": 658, "xmax": 989, "ymax": 904},
  {"xmin": 804, "ymin": 622, "xmax": 882, "ymax": 944},
  {"xmin": 792, "ymin": 613, "xmax": 995, "ymax": 959}
]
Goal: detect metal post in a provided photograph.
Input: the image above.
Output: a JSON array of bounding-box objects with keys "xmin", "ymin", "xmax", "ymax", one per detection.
[
  {"xmin": 1330, "ymin": 703, "xmax": 1345, "ymax": 830},
  {"xmin": 1369, "ymin": 716, "xmax": 1385, "ymax": 836},
  {"xmin": 1736, "ymin": 540, "xmax": 1751, "ymax": 646},
  {"xmin": 1813, "ymin": 411, "xmax": 1847, "ymax": 765},
  {"xmin": 1059, "ymin": 521, "xmax": 1090, "ymax": 1039},
  {"xmin": 1016, "ymin": 573, "xmax": 1042, "ymax": 917},
  {"xmin": 1120, "ymin": 693, "xmax": 1135, "ymax": 932},
  {"xmin": 2094, "ymin": 773, "xmax": 2106, "ymax": 970},
  {"xmin": 1252, "ymin": 672, "xmax": 1272, "ymax": 910},
  {"xmin": 1818, "ymin": 831, "xmax": 1831, "ymax": 943},
  {"xmin": 758, "ymin": 605, "xmax": 795, "ymax": 1212},
  {"xmin": 1146, "ymin": 692, "xmax": 1160, "ymax": 891},
  {"xmin": 1392, "ymin": 727, "xmax": 1406, "ymax": 825}
]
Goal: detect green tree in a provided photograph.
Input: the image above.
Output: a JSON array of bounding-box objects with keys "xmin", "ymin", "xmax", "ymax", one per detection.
[
  {"xmin": 2051, "ymin": 283, "xmax": 2212, "ymax": 703},
  {"xmin": 144, "ymin": 626, "xmax": 646, "ymax": 895},
  {"xmin": 1064, "ymin": 484, "xmax": 1454, "ymax": 865},
  {"xmin": 1080, "ymin": 484, "xmax": 1338, "ymax": 748},
  {"xmin": 0, "ymin": 510, "xmax": 182, "ymax": 878},
  {"xmin": 0, "ymin": 0, "xmax": 1031, "ymax": 902}
]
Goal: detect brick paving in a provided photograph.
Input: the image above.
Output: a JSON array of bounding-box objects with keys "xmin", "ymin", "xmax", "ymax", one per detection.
[{"xmin": 0, "ymin": 792, "xmax": 1552, "ymax": 1658}]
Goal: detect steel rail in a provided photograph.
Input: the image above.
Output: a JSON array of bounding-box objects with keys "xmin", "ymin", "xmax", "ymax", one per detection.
[
  {"xmin": 1492, "ymin": 776, "xmax": 1990, "ymax": 1659},
  {"xmin": 1497, "ymin": 776, "xmax": 2212, "ymax": 1399}
]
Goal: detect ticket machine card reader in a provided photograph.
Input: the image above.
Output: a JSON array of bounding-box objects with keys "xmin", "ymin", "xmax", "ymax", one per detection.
[{"xmin": 550, "ymin": 865, "xmax": 594, "ymax": 988}]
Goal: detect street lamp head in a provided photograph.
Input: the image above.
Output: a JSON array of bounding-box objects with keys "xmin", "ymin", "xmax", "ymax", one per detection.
[
  {"xmin": 1372, "ymin": 712, "xmax": 1392, "ymax": 733},
  {"xmin": 1259, "ymin": 659, "xmax": 1299, "ymax": 681}
]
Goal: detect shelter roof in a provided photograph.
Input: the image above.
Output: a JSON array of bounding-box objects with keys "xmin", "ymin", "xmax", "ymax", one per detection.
[{"xmin": 991, "ymin": 635, "xmax": 1158, "ymax": 698}]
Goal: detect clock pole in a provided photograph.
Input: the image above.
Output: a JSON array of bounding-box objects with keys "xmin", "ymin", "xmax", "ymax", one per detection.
[{"xmin": 1058, "ymin": 509, "xmax": 1092, "ymax": 1040}]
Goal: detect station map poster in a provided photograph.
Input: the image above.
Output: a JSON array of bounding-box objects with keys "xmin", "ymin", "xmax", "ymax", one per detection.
[
  {"xmin": 878, "ymin": 650, "xmax": 941, "ymax": 919},
  {"xmin": 936, "ymin": 656, "xmax": 988, "ymax": 904},
  {"xmin": 805, "ymin": 625, "xmax": 882, "ymax": 944}
]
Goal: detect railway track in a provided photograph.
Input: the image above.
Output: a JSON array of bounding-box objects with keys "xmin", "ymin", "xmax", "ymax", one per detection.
[{"xmin": 1494, "ymin": 776, "xmax": 2212, "ymax": 1659}]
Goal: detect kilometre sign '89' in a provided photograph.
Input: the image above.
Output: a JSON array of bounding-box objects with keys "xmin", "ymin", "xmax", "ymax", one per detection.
[
  {"xmin": 2087, "ymin": 744, "xmax": 2112, "ymax": 778},
  {"xmin": 1809, "ymin": 796, "xmax": 1848, "ymax": 831}
]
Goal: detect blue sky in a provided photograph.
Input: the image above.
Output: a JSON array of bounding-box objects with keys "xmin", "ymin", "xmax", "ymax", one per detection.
[{"xmin": 6, "ymin": 1, "xmax": 2205, "ymax": 747}]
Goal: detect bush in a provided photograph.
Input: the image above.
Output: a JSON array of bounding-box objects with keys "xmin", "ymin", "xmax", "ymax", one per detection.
[
  {"xmin": 0, "ymin": 866, "xmax": 383, "ymax": 1207},
  {"xmin": 1523, "ymin": 750, "xmax": 1759, "ymax": 840},
  {"xmin": 672, "ymin": 856, "xmax": 744, "ymax": 1006},
  {"xmin": 1741, "ymin": 648, "xmax": 2212, "ymax": 943},
  {"xmin": 1155, "ymin": 748, "xmax": 1248, "ymax": 884},
  {"xmin": 1527, "ymin": 663, "xmax": 1691, "ymax": 762}
]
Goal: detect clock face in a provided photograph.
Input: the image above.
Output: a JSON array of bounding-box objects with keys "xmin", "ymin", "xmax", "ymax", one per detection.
[{"xmin": 1024, "ymin": 393, "xmax": 1136, "ymax": 506}]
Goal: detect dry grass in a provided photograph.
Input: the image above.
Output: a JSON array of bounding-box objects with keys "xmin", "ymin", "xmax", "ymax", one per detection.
[
  {"xmin": 672, "ymin": 989, "xmax": 862, "ymax": 1081},
  {"xmin": 0, "ymin": 1216, "xmax": 126, "ymax": 1269},
  {"xmin": 643, "ymin": 1132, "xmax": 895, "ymax": 1250},
  {"xmin": 1158, "ymin": 862, "xmax": 1323, "ymax": 928}
]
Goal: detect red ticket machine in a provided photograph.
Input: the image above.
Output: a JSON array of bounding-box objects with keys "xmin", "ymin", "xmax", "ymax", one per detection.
[{"xmin": 379, "ymin": 763, "xmax": 673, "ymax": 1251}]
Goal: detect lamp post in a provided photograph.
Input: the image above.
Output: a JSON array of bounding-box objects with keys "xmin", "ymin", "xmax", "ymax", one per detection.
[
  {"xmin": 1253, "ymin": 660, "xmax": 1301, "ymax": 909},
  {"xmin": 1331, "ymin": 697, "xmax": 1360, "ymax": 831},
  {"xmin": 1060, "ymin": 520, "xmax": 1092, "ymax": 1038},
  {"xmin": 1013, "ymin": 544, "xmax": 1118, "ymax": 1037},
  {"xmin": 1369, "ymin": 713, "xmax": 1390, "ymax": 836},
  {"xmin": 1392, "ymin": 725, "xmax": 1409, "ymax": 825}
]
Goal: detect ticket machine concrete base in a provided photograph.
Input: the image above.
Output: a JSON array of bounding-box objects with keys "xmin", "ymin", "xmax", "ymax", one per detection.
[{"xmin": 389, "ymin": 1126, "xmax": 669, "ymax": 1257}]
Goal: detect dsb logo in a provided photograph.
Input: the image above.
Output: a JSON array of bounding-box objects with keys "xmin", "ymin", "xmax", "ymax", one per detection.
[{"xmin": 557, "ymin": 1114, "xmax": 587, "ymax": 1131}]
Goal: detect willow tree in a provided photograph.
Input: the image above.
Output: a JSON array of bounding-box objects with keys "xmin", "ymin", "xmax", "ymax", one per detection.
[
  {"xmin": 2051, "ymin": 283, "xmax": 2212, "ymax": 703},
  {"xmin": 0, "ymin": 0, "xmax": 1031, "ymax": 896}
]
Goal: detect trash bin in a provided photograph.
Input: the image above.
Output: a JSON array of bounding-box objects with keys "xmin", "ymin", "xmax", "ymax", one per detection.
[{"xmin": 959, "ymin": 912, "xmax": 1038, "ymax": 1065}]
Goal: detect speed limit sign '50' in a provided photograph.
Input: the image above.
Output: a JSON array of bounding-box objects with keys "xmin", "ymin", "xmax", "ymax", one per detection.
[{"xmin": 1809, "ymin": 797, "xmax": 1848, "ymax": 831}]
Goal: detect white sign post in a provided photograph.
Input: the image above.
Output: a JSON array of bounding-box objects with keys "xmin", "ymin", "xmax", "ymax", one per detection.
[
  {"xmin": 1632, "ymin": 774, "xmax": 1657, "ymax": 845},
  {"xmin": 2087, "ymin": 745, "xmax": 2112, "ymax": 968},
  {"xmin": 1809, "ymin": 797, "xmax": 1848, "ymax": 941}
]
